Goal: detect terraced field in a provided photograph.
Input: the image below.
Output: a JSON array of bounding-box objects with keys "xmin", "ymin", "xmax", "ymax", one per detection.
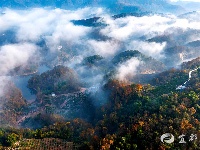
[{"xmin": 3, "ymin": 138, "xmax": 78, "ymax": 150}]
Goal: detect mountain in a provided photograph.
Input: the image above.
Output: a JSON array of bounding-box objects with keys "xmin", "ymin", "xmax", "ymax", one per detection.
[
  {"xmin": 112, "ymin": 12, "xmax": 150, "ymax": 19},
  {"xmin": 71, "ymin": 12, "xmax": 151, "ymax": 27},
  {"xmin": 0, "ymin": 82, "xmax": 27, "ymax": 127},
  {"xmin": 112, "ymin": 50, "xmax": 165, "ymax": 73},
  {"xmin": 179, "ymin": 11, "xmax": 200, "ymax": 21},
  {"xmin": 0, "ymin": 0, "xmax": 183, "ymax": 14},
  {"xmin": 112, "ymin": 50, "xmax": 144, "ymax": 65},
  {"xmin": 0, "ymin": 0, "xmax": 130, "ymax": 9},
  {"xmin": 0, "ymin": 30, "xmax": 16, "ymax": 46},
  {"xmin": 27, "ymin": 65, "xmax": 81, "ymax": 95},
  {"xmin": 117, "ymin": 0, "xmax": 184, "ymax": 13},
  {"xmin": 147, "ymin": 35, "xmax": 173, "ymax": 44},
  {"xmin": 173, "ymin": 1, "xmax": 200, "ymax": 12},
  {"xmin": 72, "ymin": 17, "xmax": 105, "ymax": 27},
  {"xmin": 181, "ymin": 57, "xmax": 200, "ymax": 70},
  {"xmin": 187, "ymin": 40, "xmax": 200, "ymax": 47}
]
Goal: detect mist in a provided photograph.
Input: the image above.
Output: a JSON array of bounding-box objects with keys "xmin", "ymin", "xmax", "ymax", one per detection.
[{"xmin": 0, "ymin": 6, "xmax": 200, "ymax": 112}]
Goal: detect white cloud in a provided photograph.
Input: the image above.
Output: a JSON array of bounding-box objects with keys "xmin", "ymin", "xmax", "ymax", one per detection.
[
  {"xmin": 115, "ymin": 58, "xmax": 141, "ymax": 82},
  {"xmin": 0, "ymin": 7, "xmax": 200, "ymax": 89},
  {"xmin": 0, "ymin": 43, "xmax": 38, "ymax": 75},
  {"xmin": 127, "ymin": 41, "xmax": 166, "ymax": 60},
  {"xmin": 101, "ymin": 15, "xmax": 173, "ymax": 40},
  {"xmin": 87, "ymin": 40, "xmax": 120, "ymax": 57},
  {"xmin": 0, "ymin": 7, "xmax": 99, "ymax": 47},
  {"xmin": 0, "ymin": 76, "xmax": 11, "ymax": 98},
  {"xmin": 1, "ymin": 7, "xmax": 199, "ymax": 60}
]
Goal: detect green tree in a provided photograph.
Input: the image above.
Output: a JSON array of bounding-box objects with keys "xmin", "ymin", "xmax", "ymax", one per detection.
[{"xmin": 6, "ymin": 133, "xmax": 18, "ymax": 146}]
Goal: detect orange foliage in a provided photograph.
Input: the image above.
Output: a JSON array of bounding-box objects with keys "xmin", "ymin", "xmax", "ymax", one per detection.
[
  {"xmin": 100, "ymin": 135, "xmax": 115, "ymax": 150},
  {"xmin": 124, "ymin": 86, "xmax": 133, "ymax": 97},
  {"xmin": 181, "ymin": 119, "xmax": 193, "ymax": 129},
  {"xmin": 139, "ymin": 121, "xmax": 145, "ymax": 127},
  {"xmin": 132, "ymin": 124, "xmax": 139, "ymax": 131},
  {"xmin": 136, "ymin": 84, "xmax": 143, "ymax": 92},
  {"xmin": 189, "ymin": 107, "xmax": 196, "ymax": 115},
  {"xmin": 194, "ymin": 119, "xmax": 200, "ymax": 124}
]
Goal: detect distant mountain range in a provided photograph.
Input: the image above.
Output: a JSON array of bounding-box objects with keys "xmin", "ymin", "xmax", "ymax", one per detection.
[
  {"xmin": 186, "ymin": 40, "xmax": 200, "ymax": 47},
  {"xmin": 71, "ymin": 12, "xmax": 151, "ymax": 27},
  {"xmin": 173, "ymin": 1, "xmax": 200, "ymax": 12},
  {"xmin": 0, "ymin": 0, "xmax": 184, "ymax": 14}
]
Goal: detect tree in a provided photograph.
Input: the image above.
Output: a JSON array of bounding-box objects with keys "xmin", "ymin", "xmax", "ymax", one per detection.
[{"xmin": 6, "ymin": 133, "xmax": 18, "ymax": 146}]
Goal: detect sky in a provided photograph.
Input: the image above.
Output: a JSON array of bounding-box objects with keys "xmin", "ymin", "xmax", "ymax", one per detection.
[{"xmin": 171, "ymin": 0, "xmax": 200, "ymax": 2}]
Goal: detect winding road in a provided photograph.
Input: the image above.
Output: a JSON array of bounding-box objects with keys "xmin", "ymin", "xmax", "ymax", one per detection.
[{"xmin": 176, "ymin": 66, "xmax": 200, "ymax": 90}]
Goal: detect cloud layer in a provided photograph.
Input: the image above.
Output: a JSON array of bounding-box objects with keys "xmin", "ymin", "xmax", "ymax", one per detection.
[
  {"xmin": 0, "ymin": 43, "xmax": 37, "ymax": 75},
  {"xmin": 0, "ymin": 7, "xmax": 200, "ymax": 94},
  {"xmin": 115, "ymin": 58, "xmax": 141, "ymax": 82}
]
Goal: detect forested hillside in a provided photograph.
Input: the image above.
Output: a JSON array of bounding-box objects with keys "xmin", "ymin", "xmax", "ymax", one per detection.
[
  {"xmin": 0, "ymin": 58, "xmax": 199, "ymax": 149},
  {"xmin": 0, "ymin": 1, "xmax": 200, "ymax": 149}
]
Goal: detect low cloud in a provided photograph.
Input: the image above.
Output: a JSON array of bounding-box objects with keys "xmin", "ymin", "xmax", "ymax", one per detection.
[
  {"xmin": 127, "ymin": 41, "xmax": 167, "ymax": 60},
  {"xmin": 0, "ymin": 43, "xmax": 38, "ymax": 75},
  {"xmin": 87, "ymin": 39, "xmax": 121, "ymax": 57},
  {"xmin": 0, "ymin": 7, "xmax": 200, "ymax": 94},
  {"xmin": 1, "ymin": 7, "xmax": 200, "ymax": 64},
  {"xmin": 115, "ymin": 58, "xmax": 141, "ymax": 82},
  {"xmin": 101, "ymin": 15, "xmax": 173, "ymax": 41},
  {"xmin": 0, "ymin": 76, "xmax": 11, "ymax": 98},
  {"xmin": 0, "ymin": 7, "xmax": 99, "ymax": 51}
]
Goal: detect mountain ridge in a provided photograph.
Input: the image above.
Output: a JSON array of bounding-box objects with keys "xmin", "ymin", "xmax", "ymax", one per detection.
[{"xmin": 0, "ymin": 0, "xmax": 183, "ymax": 14}]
